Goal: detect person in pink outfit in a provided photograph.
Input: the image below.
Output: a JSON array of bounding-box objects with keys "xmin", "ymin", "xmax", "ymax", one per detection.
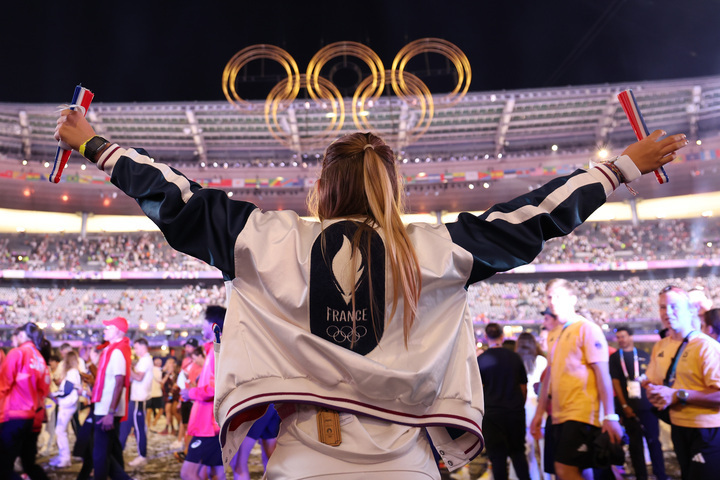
[
  {"xmin": 180, "ymin": 306, "xmax": 226, "ymax": 480},
  {"xmin": 0, "ymin": 322, "xmax": 52, "ymax": 480}
]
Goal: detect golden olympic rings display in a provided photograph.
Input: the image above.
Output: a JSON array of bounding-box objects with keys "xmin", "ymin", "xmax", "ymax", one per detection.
[
  {"xmin": 222, "ymin": 38, "xmax": 470, "ymax": 149},
  {"xmin": 392, "ymin": 38, "xmax": 471, "ymax": 108}
]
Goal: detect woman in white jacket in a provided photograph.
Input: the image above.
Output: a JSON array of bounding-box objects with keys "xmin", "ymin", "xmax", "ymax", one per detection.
[{"xmin": 50, "ymin": 350, "xmax": 81, "ymax": 468}]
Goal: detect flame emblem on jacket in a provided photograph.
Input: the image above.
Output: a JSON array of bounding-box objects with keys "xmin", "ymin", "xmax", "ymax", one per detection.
[{"xmin": 331, "ymin": 235, "xmax": 365, "ymax": 305}]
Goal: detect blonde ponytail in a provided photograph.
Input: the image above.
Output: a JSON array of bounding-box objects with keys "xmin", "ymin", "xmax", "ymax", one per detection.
[{"xmin": 362, "ymin": 147, "xmax": 421, "ymax": 345}]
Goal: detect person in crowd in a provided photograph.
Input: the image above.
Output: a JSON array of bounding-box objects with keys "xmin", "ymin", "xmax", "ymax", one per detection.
[
  {"xmin": 609, "ymin": 326, "xmax": 665, "ymax": 480},
  {"xmin": 76, "ymin": 345, "xmax": 101, "ymax": 480},
  {"xmin": 530, "ymin": 279, "xmax": 622, "ymax": 480},
  {"xmin": 702, "ymin": 308, "xmax": 720, "ymax": 341},
  {"xmin": 80, "ymin": 344, "xmax": 99, "ymax": 383},
  {"xmin": 536, "ymin": 308, "xmax": 562, "ymax": 480},
  {"xmin": 0, "ymin": 322, "xmax": 52, "ymax": 480},
  {"xmin": 160, "ymin": 356, "xmax": 181, "ymax": 436},
  {"xmin": 688, "ymin": 286, "xmax": 713, "ymax": 330},
  {"xmin": 190, "ymin": 347, "xmax": 205, "ymax": 368},
  {"xmin": 56, "ymin": 107, "xmax": 686, "ymax": 477},
  {"xmin": 91, "ymin": 316, "xmax": 133, "ymax": 480},
  {"xmin": 179, "ymin": 306, "xmax": 226, "ymax": 480},
  {"xmin": 516, "ymin": 331, "xmax": 548, "ymax": 480},
  {"xmin": 174, "ymin": 345, "xmax": 206, "ymax": 463},
  {"xmin": 58, "ymin": 342, "xmax": 88, "ymax": 379},
  {"xmin": 644, "ymin": 286, "xmax": 720, "ymax": 480},
  {"xmin": 147, "ymin": 356, "xmax": 164, "ymax": 427},
  {"xmin": 172, "ymin": 337, "xmax": 202, "ymax": 451},
  {"xmin": 231, "ymin": 404, "xmax": 280, "ymax": 480},
  {"xmin": 119, "ymin": 337, "xmax": 154, "ymax": 468},
  {"xmin": 477, "ymin": 322, "xmax": 530, "ymax": 480},
  {"xmin": 29, "ymin": 338, "xmax": 53, "ymax": 479},
  {"xmin": 39, "ymin": 353, "xmax": 60, "ymax": 456},
  {"xmin": 49, "ymin": 350, "xmax": 82, "ymax": 468},
  {"xmin": 645, "ymin": 286, "xmax": 684, "ymax": 418},
  {"xmin": 57, "ymin": 343, "xmax": 87, "ymax": 439}
]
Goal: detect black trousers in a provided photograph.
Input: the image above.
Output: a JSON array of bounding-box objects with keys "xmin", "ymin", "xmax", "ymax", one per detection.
[
  {"xmin": 76, "ymin": 414, "xmax": 95, "ymax": 480},
  {"xmin": 92, "ymin": 415, "xmax": 132, "ymax": 480},
  {"xmin": 624, "ymin": 409, "xmax": 666, "ymax": 480},
  {"xmin": 0, "ymin": 419, "xmax": 49, "ymax": 480},
  {"xmin": 482, "ymin": 412, "xmax": 531, "ymax": 480}
]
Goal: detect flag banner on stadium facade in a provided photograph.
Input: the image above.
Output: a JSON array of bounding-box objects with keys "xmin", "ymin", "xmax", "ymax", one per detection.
[{"xmin": 5, "ymin": 154, "xmax": 700, "ymax": 187}]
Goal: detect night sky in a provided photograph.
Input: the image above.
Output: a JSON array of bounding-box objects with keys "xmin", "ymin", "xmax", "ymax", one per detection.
[{"xmin": 2, "ymin": 0, "xmax": 720, "ymax": 103}]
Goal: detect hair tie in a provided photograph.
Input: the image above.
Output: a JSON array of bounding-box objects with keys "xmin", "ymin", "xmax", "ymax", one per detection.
[{"xmin": 363, "ymin": 144, "xmax": 374, "ymax": 151}]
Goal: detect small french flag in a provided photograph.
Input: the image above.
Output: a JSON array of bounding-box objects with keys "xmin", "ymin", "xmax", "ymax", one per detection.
[
  {"xmin": 617, "ymin": 89, "xmax": 669, "ymax": 184},
  {"xmin": 49, "ymin": 85, "xmax": 94, "ymax": 183}
]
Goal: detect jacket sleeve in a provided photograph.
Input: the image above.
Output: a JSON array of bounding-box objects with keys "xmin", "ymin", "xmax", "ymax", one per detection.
[
  {"xmin": 0, "ymin": 349, "xmax": 19, "ymax": 400},
  {"xmin": 188, "ymin": 380, "xmax": 215, "ymax": 402},
  {"xmin": 95, "ymin": 145, "xmax": 258, "ymax": 280},
  {"xmin": 446, "ymin": 166, "xmax": 619, "ymax": 286},
  {"xmin": 37, "ymin": 365, "xmax": 51, "ymax": 402}
]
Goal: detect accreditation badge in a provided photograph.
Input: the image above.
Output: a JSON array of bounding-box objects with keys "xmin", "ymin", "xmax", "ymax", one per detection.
[{"xmin": 627, "ymin": 380, "xmax": 642, "ymax": 399}]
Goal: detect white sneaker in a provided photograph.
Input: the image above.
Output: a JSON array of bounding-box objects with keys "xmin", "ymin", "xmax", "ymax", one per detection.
[
  {"xmin": 128, "ymin": 456, "xmax": 148, "ymax": 468},
  {"xmin": 169, "ymin": 439, "xmax": 183, "ymax": 450}
]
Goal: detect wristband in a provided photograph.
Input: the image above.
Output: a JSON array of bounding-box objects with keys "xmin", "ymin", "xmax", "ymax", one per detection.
[
  {"xmin": 604, "ymin": 158, "xmax": 627, "ymax": 184},
  {"xmin": 603, "ymin": 413, "xmax": 620, "ymax": 422},
  {"xmin": 80, "ymin": 136, "xmax": 110, "ymax": 163},
  {"xmin": 621, "ymin": 404, "xmax": 629, "ymax": 409}
]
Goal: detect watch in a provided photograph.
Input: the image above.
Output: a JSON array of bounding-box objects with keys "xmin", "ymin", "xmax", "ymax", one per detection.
[
  {"xmin": 79, "ymin": 135, "xmax": 110, "ymax": 163},
  {"xmin": 677, "ymin": 389, "xmax": 690, "ymax": 405}
]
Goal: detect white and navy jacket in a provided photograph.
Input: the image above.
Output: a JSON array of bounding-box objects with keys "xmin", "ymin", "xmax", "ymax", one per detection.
[{"xmin": 95, "ymin": 145, "xmax": 640, "ymax": 471}]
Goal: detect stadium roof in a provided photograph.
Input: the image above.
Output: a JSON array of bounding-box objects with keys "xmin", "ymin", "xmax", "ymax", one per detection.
[{"xmin": 1, "ymin": 74, "xmax": 720, "ymax": 216}]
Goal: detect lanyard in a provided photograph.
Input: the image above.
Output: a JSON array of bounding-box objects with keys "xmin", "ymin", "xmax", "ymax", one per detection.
[
  {"xmin": 664, "ymin": 331, "xmax": 695, "ymax": 387},
  {"xmin": 619, "ymin": 347, "xmax": 639, "ymax": 380}
]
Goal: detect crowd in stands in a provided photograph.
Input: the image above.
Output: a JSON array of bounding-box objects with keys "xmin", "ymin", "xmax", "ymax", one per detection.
[
  {"xmin": 467, "ymin": 276, "xmax": 720, "ymax": 323},
  {"xmin": 2, "ymin": 217, "xmax": 720, "ymax": 327},
  {"xmin": 0, "ymin": 232, "xmax": 211, "ymax": 272},
  {"xmin": 2, "ymin": 275, "xmax": 719, "ymax": 327},
  {"xmin": 2, "ymin": 217, "xmax": 720, "ymax": 272},
  {"xmin": 0, "ymin": 284, "xmax": 226, "ymax": 326},
  {"xmin": 536, "ymin": 217, "xmax": 720, "ymax": 264}
]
